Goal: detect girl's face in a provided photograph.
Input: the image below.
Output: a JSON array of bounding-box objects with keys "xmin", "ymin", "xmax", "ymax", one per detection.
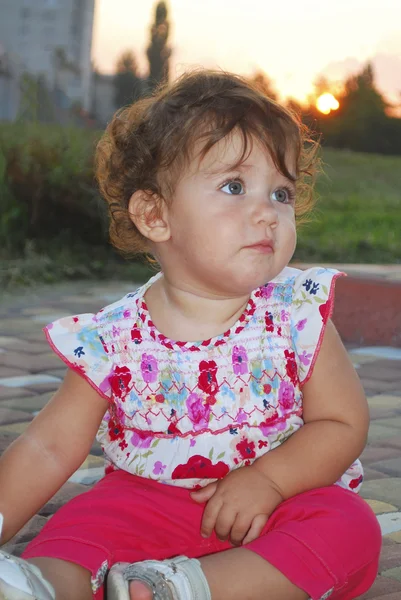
[{"xmin": 159, "ymin": 131, "xmax": 297, "ymax": 297}]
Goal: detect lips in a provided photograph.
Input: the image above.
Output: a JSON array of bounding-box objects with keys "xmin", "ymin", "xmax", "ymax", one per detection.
[{"xmin": 246, "ymin": 240, "xmax": 274, "ymax": 252}]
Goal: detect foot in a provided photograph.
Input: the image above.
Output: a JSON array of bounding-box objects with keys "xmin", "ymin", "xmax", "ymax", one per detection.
[{"xmin": 129, "ymin": 580, "xmax": 153, "ymax": 600}]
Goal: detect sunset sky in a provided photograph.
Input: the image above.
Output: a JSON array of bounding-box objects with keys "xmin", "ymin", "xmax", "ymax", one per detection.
[{"xmin": 92, "ymin": 0, "xmax": 401, "ymax": 105}]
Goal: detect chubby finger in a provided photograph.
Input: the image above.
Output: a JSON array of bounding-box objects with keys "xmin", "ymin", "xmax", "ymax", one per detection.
[
  {"xmin": 200, "ymin": 495, "xmax": 223, "ymax": 538},
  {"xmin": 242, "ymin": 514, "xmax": 269, "ymax": 545},
  {"xmin": 190, "ymin": 482, "xmax": 218, "ymax": 504},
  {"xmin": 214, "ymin": 506, "xmax": 238, "ymax": 541},
  {"xmin": 229, "ymin": 515, "xmax": 253, "ymax": 546}
]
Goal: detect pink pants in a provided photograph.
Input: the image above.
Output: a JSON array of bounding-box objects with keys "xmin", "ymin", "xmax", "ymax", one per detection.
[{"xmin": 23, "ymin": 470, "xmax": 381, "ymax": 600}]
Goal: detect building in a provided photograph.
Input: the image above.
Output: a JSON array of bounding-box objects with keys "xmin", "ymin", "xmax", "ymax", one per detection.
[{"xmin": 0, "ymin": 0, "xmax": 96, "ymax": 113}]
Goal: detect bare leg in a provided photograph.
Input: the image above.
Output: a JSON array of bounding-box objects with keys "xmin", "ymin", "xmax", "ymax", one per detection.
[
  {"xmin": 28, "ymin": 558, "xmax": 92, "ymax": 600},
  {"xmin": 129, "ymin": 547, "xmax": 309, "ymax": 600}
]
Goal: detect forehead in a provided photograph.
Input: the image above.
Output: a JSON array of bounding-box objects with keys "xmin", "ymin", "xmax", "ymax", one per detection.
[{"xmin": 188, "ymin": 130, "xmax": 296, "ymax": 180}]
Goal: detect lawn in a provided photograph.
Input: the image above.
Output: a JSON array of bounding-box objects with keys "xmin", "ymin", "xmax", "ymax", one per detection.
[{"xmin": 295, "ymin": 148, "xmax": 401, "ymax": 263}]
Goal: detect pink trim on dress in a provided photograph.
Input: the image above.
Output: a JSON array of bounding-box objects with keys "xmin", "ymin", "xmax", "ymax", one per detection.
[{"xmin": 43, "ymin": 327, "xmax": 112, "ymax": 402}]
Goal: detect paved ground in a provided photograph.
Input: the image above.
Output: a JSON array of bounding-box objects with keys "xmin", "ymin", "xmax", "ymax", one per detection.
[{"xmin": 0, "ymin": 274, "xmax": 401, "ymax": 599}]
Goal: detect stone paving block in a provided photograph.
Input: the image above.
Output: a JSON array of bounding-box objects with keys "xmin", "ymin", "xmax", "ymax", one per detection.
[
  {"xmin": 39, "ymin": 481, "xmax": 89, "ymax": 516},
  {"xmin": 0, "ymin": 407, "xmax": 33, "ymax": 426},
  {"xmin": 365, "ymin": 499, "xmax": 398, "ymax": 515},
  {"xmin": 0, "ymin": 374, "xmax": 61, "ymax": 388},
  {"xmin": 2, "ymin": 514, "xmax": 49, "ymax": 556},
  {"xmin": 377, "ymin": 513, "xmax": 401, "ymax": 535},
  {"xmin": 0, "ymin": 318, "xmax": 39, "ymax": 335},
  {"xmin": 360, "ymin": 576, "xmax": 401, "ymax": 598},
  {"xmin": 24, "ymin": 382, "xmax": 61, "ymax": 394},
  {"xmin": 44, "ymin": 367, "xmax": 67, "ymax": 379},
  {"xmin": 370, "ymin": 458, "xmax": 401, "ymax": 478},
  {"xmin": 358, "ymin": 364, "xmax": 401, "ymax": 383},
  {"xmin": 361, "ymin": 479, "xmax": 401, "ymax": 509},
  {"xmin": 382, "ymin": 567, "xmax": 401, "ymax": 583},
  {"xmin": 90, "ymin": 439, "xmax": 104, "ymax": 456},
  {"xmin": 363, "ymin": 466, "xmax": 390, "ymax": 481},
  {"xmin": 0, "ymin": 366, "xmax": 29, "ymax": 378},
  {"xmin": 79, "ymin": 454, "xmax": 104, "ymax": 469},
  {"xmin": 0, "ymin": 336, "xmax": 48, "ymax": 354},
  {"xmin": 0, "ymin": 385, "xmax": 35, "ymax": 399},
  {"xmin": 369, "ymin": 407, "xmax": 399, "ymax": 420},
  {"xmin": 0, "ymin": 431, "xmax": 19, "ymax": 453},
  {"xmin": 19, "ymin": 331, "xmax": 48, "ymax": 343},
  {"xmin": 386, "ymin": 531, "xmax": 401, "ymax": 543},
  {"xmin": 0, "ymin": 421, "xmax": 30, "ymax": 435},
  {"xmin": 380, "ymin": 544, "xmax": 401, "ymax": 571},
  {"xmin": 361, "ymin": 446, "xmax": 401, "ymax": 465},
  {"xmin": 367, "ymin": 395, "xmax": 401, "ymax": 409},
  {"xmin": 367, "ymin": 424, "xmax": 401, "ymax": 443},
  {"xmin": 373, "ymin": 416, "xmax": 401, "ymax": 430},
  {"xmin": 362, "ymin": 379, "xmax": 401, "ymax": 394},
  {"xmin": 0, "ymin": 392, "xmax": 53, "ymax": 412},
  {"xmin": 0, "ymin": 350, "xmax": 63, "ymax": 373},
  {"xmin": 377, "ymin": 436, "xmax": 401, "ymax": 451}
]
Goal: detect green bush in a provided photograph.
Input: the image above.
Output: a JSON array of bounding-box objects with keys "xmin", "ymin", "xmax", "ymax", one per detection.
[{"xmin": 0, "ymin": 122, "xmax": 105, "ymax": 252}]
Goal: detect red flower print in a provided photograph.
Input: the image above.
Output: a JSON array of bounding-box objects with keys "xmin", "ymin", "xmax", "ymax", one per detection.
[
  {"xmin": 167, "ymin": 421, "xmax": 182, "ymax": 436},
  {"xmin": 260, "ymin": 410, "xmax": 279, "ymax": 427},
  {"xmin": 265, "ymin": 311, "xmax": 274, "ymax": 332},
  {"xmin": 258, "ymin": 440, "xmax": 268, "ymax": 449},
  {"xmin": 119, "ymin": 439, "xmax": 128, "ymax": 451},
  {"xmin": 172, "ymin": 455, "xmax": 229, "ymax": 480},
  {"xmin": 349, "ymin": 475, "xmax": 363, "ymax": 490},
  {"xmin": 108, "ymin": 416, "xmax": 124, "ymax": 441},
  {"xmin": 109, "ymin": 365, "xmax": 132, "ymax": 400},
  {"xmin": 284, "ymin": 349, "xmax": 298, "ymax": 385},
  {"xmin": 236, "ymin": 438, "xmax": 256, "ymax": 460},
  {"xmin": 131, "ymin": 327, "xmax": 142, "ymax": 344},
  {"xmin": 319, "ymin": 301, "xmax": 330, "ymax": 323},
  {"xmin": 105, "ymin": 464, "xmax": 116, "ymax": 475},
  {"xmin": 198, "ymin": 360, "xmax": 219, "ymax": 396}
]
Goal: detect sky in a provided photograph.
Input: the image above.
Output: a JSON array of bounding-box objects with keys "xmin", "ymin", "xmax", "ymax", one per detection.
[{"xmin": 92, "ymin": 0, "xmax": 401, "ymax": 105}]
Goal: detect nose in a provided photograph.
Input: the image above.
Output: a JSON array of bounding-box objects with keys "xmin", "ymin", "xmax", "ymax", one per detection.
[{"xmin": 252, "ymin": 197, "xmax": 279, "ymax": 229}]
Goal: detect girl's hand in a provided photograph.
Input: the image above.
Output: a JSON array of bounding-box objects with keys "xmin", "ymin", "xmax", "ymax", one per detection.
[{"xmin": 190, "ymin": 465, "xmax": 283, "ymax": 546}]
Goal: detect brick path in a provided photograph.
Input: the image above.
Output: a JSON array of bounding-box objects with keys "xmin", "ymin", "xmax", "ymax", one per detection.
[{"xmin": 0, "ymin": 270, "xmax": 401, "ymax": 598}]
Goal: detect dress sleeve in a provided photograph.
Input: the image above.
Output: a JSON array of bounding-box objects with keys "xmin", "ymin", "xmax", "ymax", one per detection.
[
  {"xmin": 290, "ymin": 267, "xmax": 345, "ymax": 385},
  {"xmin": 44, "ymin": 313, "xmax": 113, "ymax": 400}
]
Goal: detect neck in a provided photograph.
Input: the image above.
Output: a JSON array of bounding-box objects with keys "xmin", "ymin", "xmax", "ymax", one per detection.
[{"xmin": 144, "ymin": 274, "xmax": 250, "ymax": 342}]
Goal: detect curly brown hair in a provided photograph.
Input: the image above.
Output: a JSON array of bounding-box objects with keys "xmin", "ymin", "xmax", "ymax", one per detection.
[{"xmin": 95, "ymin": 69, "xmax": 320, "ymax": 257}]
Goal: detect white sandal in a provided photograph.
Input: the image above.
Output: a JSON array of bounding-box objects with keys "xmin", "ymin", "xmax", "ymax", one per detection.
[
  {"xmin": 0, "ymin": 514, "xmax": 55, "ymax": 600},
  {"xmin": 107, "ymin": 556, "xmax": 211, "ymax": 600},
  {"xmin": 0, "ymin": 550, "xmax": 55, "ymax": 600}
]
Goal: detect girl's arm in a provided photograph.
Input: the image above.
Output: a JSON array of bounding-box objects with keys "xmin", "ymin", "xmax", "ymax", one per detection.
[
  {"xmin": 0, "ymin": 368, "xmax": 109, "ymax": 544},
  {"xmin": 252, "ymin": 319, "xmax": 369, "ymax": 497}
]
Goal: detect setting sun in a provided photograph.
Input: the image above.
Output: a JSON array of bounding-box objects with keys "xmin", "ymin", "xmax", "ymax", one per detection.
[{"xmin": 316, "ymin": 93, "xmax": 340, "ymax": 115}]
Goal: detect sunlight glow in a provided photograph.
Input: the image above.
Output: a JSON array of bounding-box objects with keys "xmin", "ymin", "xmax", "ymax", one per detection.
[{"xmin": 316, "ymin": 93, "xmax": 340, "ymax": 115}]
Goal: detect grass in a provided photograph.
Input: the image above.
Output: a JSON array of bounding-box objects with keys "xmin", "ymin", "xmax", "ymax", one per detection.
[{"xmin": 295, "ymin": 148, "xmax": 401, "ymax": 263}]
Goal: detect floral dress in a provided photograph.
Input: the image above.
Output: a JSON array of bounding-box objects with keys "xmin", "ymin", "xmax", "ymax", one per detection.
[{"xmin": 44, "ymin": 266, "xmax": 364, "ymax": 492}]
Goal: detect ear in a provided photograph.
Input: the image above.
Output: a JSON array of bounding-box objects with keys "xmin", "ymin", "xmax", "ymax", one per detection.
[{"xmin": 128, "ymin": 190, "xmax": 171, "ymax": 243}]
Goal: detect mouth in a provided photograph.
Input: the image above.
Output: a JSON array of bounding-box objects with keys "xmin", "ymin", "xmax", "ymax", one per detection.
[{"xmin": 245, "ymin": 240, "xmax": 274, "ymax": 254}]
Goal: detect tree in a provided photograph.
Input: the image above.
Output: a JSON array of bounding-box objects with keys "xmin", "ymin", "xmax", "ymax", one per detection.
[
  {"xmin": 250, "ymin": 71, "xmax": 278, "ymax": 101},
  {"xmin": 114, "ymin": 50, "xmax": 144, "ymax": 109},
  {"xmin": 146, "ymin": 1, "xmax": 172, "ymax": 92}
]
